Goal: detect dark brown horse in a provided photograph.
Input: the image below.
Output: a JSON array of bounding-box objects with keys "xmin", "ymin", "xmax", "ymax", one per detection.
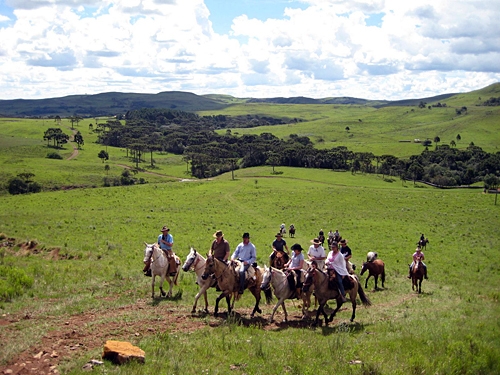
[
  {"xmin": 360, "ymin": 259, "xmax": 385, "ymax": 290},
  {"xmin": 302, "ymin": 267, "xmax": 371, "ymax": 326},
  {"xmin": 417, "ymin": 238, "xmax": 429, "ymax": 250},
  {"xmin": 411, "ymin": 259, "xmax": 425, "ymax": 293},
  {"xmin": 270, "ymin": 251, "xmax": 289, "ymax": 270}
]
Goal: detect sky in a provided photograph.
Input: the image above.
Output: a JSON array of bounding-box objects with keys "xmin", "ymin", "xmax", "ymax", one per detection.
[{"xmin": 0, "ymin": 0, "xmax": 499, "ymax": 101}]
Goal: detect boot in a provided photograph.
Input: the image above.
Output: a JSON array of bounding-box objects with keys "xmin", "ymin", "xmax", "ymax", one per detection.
[
  {"xmin": 407, "ymin": 266, "xmax": 412, "ymax": 279},
  {"xmin": 339, "ymin": 290, "xmax": 347, "ymax": 303},
  {"xmin": 168, "ymin": 257, "xmax": 177, "ymax": 276}
]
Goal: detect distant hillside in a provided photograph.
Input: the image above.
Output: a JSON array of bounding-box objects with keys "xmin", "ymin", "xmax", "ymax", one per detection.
[
  {"xmin": 0, "ymin": 91, "xmax": 228, "ymax": 118},
  {"xmin": 0, "ymin": 83, "xmax": 498, "ymax": 118}
]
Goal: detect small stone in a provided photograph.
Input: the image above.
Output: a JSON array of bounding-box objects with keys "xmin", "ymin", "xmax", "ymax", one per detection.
[{"xmin": 33, "ymin": 351, "xmax": 44, "ymax": 359}]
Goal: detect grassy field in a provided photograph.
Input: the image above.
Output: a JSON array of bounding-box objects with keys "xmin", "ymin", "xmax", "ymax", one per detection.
[
  {"xmin": 0, "ymin": 168, "xmax": 499, "ymax": 374},
  {"xmin": 0, "ymin": 92, "xmax": 499, "ymax": 374}
]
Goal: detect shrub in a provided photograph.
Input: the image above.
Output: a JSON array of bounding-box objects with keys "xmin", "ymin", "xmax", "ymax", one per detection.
[
  {"xmin": 46, "ymin": 152, "xmax": 63, "ymax": 159},
  {"xmin": 0, "ymin": 265, "xmax": 34, "ymax": 302}
]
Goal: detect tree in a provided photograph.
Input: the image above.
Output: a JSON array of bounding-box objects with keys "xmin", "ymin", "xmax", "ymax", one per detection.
[
  {"xmin": 450, "ymin": 140, "xmax": 456, "ymax": 148},
  {"xmin": 433, "ymin": 136, "xmax": 440, "ymax": 150},
  {"xmin": 408, "ymin": 162, "xmax": 424, "ymax": 184},
  {"xmin": 345, "ymin": 126, "xmax": 350, "ymax": 132},
  {"xmin": 104, "ymin": 164, "xmax": 110, "ymax": 175},
  {"xmin": 456, "ymin": 134, "xmax": 461, "ymax": 142},
  {"xmin": 484, "ymin": 174, "xmax": 499, "ymax": 205},
  {"xmin": 74, "ymin": 131, "xmax": 84, "ymax": 149},
  {"xmin": 266, "ymin": 151, "xmax": 280, "ymax": 173},
  {"xmin": 8, "ymin": 173, "xmax": 41, "ymax": 195},
  {"xmin": 98, "ymin": 150, "xmax": 109, "ymax": 163}
]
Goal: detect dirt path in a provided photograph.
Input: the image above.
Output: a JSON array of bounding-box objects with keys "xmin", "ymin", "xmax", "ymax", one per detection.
[
  {"xmin": 66, "ymin": 127, "xmax": 79, "ymax": 161},
  {"xmin": 0, "ymin": 299, "xmax": 313, "ymax": 374}
]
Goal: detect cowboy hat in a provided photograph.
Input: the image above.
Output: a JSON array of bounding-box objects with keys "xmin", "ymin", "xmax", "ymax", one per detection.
[
  {"xmin": 291, "ymin": 243, "xmax": 303, "ymax": 251},
  {"xmin": 213, "ymin": 230, "xmax": 224, "ymax": 238},
  {"xmin": 242, "ymin": 232, "xmax": 250, "ymax": 238},
  {"xmin": 330, "ymin": 241, "xmax": 339, "ymax": 248},
  {"xmin": 339, "ymin": 239, "xmax": 347, "ymax": 244},
  {"xmin": 275, "ymin": 233, "xmax": 283, "ymax": 237},
  {"xmin": 161, "ymin": 226, "xmax": 169, "ymax": 232},
  {"xmin": 311, "ymin": 238, "xmax": 321, "ymax": 245}
]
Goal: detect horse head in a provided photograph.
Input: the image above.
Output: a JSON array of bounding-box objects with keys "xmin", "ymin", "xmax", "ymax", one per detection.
[
  {"xmin": 360, "ymin": 262, "xmax": 368, "ymax": 275},
  {"xmin": 182, "ymin": 247, "xmax": 197, "ymax": 272},
  {"xmin": 201, "ymin": 255, "xmax": 215, "ymax": 280},
  {"xmin": 302, "ymin": 267, "xmax": 316, "ymax": 292},
  {"xmin": 143, "ymin": 242, "xmax": 155, "ymax": 262},
  {"xmin": 260, "ymin": 266, "xmax": 272, "ymax": 291}
]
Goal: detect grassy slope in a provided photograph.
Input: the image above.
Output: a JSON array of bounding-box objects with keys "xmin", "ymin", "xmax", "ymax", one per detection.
[{"xmin": 0, "ymin": 172, "xmax": 499, "ymax": 374}]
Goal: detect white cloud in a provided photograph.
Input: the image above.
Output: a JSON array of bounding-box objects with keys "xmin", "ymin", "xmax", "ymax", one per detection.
[{"xmin": 0, "ymin": 0, "xmax": 499, "ymax": 100}]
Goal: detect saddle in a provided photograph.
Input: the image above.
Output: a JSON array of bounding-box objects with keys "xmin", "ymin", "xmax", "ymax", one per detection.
[{"xmin": 234, "ymin": 260, "xmax": 257, "ymax": 283}]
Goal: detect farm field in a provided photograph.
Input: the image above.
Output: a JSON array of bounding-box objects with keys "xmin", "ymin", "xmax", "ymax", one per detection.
[{"xmin": 0, "ymin": 170, "xmax": 499, "ymax": 375}]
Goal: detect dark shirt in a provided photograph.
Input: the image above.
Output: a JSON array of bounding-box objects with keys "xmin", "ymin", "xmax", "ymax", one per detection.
[
  {"xmin": 340, "ymin": 245, "xmax": 352, "ymax": 258},
  {"xmin": 272, "ymin": 239, "xmax": 287, "ymax": 252}
]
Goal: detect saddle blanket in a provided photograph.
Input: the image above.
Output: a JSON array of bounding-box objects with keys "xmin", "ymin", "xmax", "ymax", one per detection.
[{"xmin": 234, "ymin": 261, "xmax": 256, "ymax": 280}]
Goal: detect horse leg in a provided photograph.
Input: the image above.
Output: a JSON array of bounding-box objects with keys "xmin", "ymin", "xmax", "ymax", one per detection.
[
  {"xmin": 225, "ymin": 295, "xmax": 231, "ymax": 315},
  {"xmin": 250, "ymin": 288, "xmax": 262, "ymax": 318},
  {"xmin": 270, "ymin": 297, "xmax": 285, "ymax": 323},
  {"xmin": 192, "ymin": 283, "xmax": 208, "ymax": 313},
  {"xmin": 364, "ymin": 274, "xmax": 370, "ymax": 289},
  {"xmin": 151, "ymin": 275, "xmax": 156, "ymax": 299},
  {"xmin": 327, "ymin": 299, "xmax": 343, "ymax": 324},
  {"xmin": 349, "ymin": 292, "xmax": 357, "ymax": 322},
  {"xmin": 374, "ymin": 275, "xmax": 379, "ymax": 290},
  {"xmin": 214, "ymin": 292, "xmax": 226, "ymax": 317},
  {"xmin": 313, "ymin": 303, "xmax": 325, "ymax": 327},
  {"xmin": 166, "ymin": 276, "xmax": 173, "ymax": 298}
]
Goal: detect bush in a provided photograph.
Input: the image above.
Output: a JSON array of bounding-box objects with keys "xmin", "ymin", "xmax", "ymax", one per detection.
[
  {"xmin": 46, "ymin": 152, "xmax": 63, "ymax": 159},
  {"xmin": 0, "ymin": 265, "xmax": 34, "ymax": 302}
]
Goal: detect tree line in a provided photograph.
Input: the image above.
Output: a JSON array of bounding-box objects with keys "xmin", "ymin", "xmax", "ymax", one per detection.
[{"xmin": 94, "ymin": 108, "xmax": 499, "ymax": 188}]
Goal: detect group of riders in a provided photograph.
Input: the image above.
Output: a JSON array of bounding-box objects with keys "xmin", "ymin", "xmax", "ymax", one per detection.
[{"xmin": 143, "ymin": 225, "xmax": 428, "ymax": 299}]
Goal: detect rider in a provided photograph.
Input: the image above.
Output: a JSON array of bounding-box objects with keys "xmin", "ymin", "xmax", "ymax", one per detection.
[
  {"xmin": 280, "ymin": 223, "xmax": 286, "ymax": 234},
  {"xmin": 325, "ymin": 241, "xmax": 348, "ymax": 303},
  {"xmin": 420, "ymin": 233, "xmax": 425, "ymax": 243},
  {"xmin": 408, "ymin": 246, "xmax": 428, "ymax": 280},
  {"xmin": 231, "ymin": 232, "xmax": 257, "ymax": 294},
  {"xmin": 333, "ymin": 229, "xmax": 341, "ymax": 242},
  {"xmin": 143, "ymin": 225, "xmax": 176, "ymax": 277},
  {"xmin": 339, "ymin": 239, "xmax": 355, "ymax": 274},
  {"xmin": 307, "ymin": 238, "xmax": 326, "ymax": 270},
  {"xmin": 269, "ymin": 232, "xmax": 289, "ymax": 266},
  {"xmin": 284, "ymin": 243, "xmax": 305, "ymax": 298},
  {"xmin": 210, "ymin": 230, "xmax": 230, "ymax": 262},
  {"xmin": 328, "ymin": 230, "xmax": 335, "ymax": 243},
  {"xmin": 318, "ymin": 229, "xmax": 325, "ymax": 245}
]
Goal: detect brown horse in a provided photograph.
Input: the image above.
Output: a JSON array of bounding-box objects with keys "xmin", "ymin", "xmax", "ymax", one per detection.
[
  {"xmin": 302, "ymin": 267, "xmax": 371, "ymax": 326},
  {"xmin": 202, "ymin": 255, "xmax": 263, "ymax": 318},
  {"xmin": 270, "ymin": 251, "xmax": 289, "ymax": 270},
  {"xmin": 411, "ymin": 259, "xmax": 425, "ymax": 293},
  {"xmin": 360, "ymin": 259, "xmax": 385, "ymax": 290},
  {"xmin": 417, "ymin": 238, "xmax": 429, "ymax": 250}
]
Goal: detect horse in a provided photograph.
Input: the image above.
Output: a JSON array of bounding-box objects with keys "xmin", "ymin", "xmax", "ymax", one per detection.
[
  {"xmin": 411, "ymin": 259, "xmax": 425, "ymax": 293},
  {"xmin": 260, "ymin": 266, "xmax": 314, "ymax": 322},
  {"xmin": 360, "ymin": 259, "xmax": 385, "ymax": 290},
  {"xmin": 279, "ymin": 226, "xmax": 287, "ymax": 237},
  {"xmin": 181, "ymin": 247, "xmax": 218, "ymax": 314},
  {"xmin": 417, "ymin": 238, "xmax": 429, "ymax": 250},
  {"xmin": 143, "ymin": 243, "xmax": 179, "ymax": 298},
  {"xmin": 289, "ymin": 225, "xmax": 296, "ymax": 238},
  {"xmin": 202, "ymin": 255, "xmax": 263, "ymax": 318},
  {"xmin": 270, "ymin": 250, "xmax": 289, "ymax": 270},
  {"xmin": 328, "ymin": 235, "xmax": 342, "ymax": 248},
  {"xmin": 303, "ymin": 267, "xmax": 371, "ymax": 326},
  {"xmin": 318, "ymin": 234, "xmax": 326, "ymax": 246}
]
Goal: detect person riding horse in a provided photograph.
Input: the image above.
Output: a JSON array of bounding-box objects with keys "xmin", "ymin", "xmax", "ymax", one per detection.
[
  {"xmin": 408, "ymin": 246, "xmax": 428, "ymax": 280},
  {"xmin": 325, "ymin": 241, "xmax": 348, "ymax": 303},
  {"xmin": 289, "ymin": 224, "xmax": 296, "ymax": 238},
  {"xmin": 231, "ymin": 232, "xmax": 257, "ymax": 294},
  {"xmin": 307, "ymin": 238, "xmax": 326, "ymax": 270},
  {"xmin": 269, "ymin": 232, "xmax": 289, "ymax": 268},
  {"xmin": 144, "ymin": 225, "xmax": 177, "ymax": 277},
  {"xmin": 284, "ymin": 243, "xmax": 305, "ymax": 298}
]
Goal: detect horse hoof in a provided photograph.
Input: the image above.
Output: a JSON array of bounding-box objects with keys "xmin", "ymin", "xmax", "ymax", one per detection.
[
  {"xmin": 257, "ymin": 308, "xmax": 262, "ymax": 314},
  {"xmin": 191, "ymin": 309, "xmax": 196, "ymax": 314}
]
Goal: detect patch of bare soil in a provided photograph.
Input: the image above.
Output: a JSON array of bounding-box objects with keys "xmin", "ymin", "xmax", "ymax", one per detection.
[{"xmin": 0, "ymin": 299, "xmax": 318, "ymax": 374}]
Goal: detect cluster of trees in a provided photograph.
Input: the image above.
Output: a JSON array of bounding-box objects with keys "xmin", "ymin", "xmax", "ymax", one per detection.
[
  {"xmin": 482, "ymin": 97, "xmax": 500, "ymax": 106},
  {"xmin": 43, "ymin": 128, "xmax": 69, "ymax": 148},
  {"xmin": 7, "ymin": 173, "xmax": 42, "ymax": 195},
  {"xmin": 94, "ymin": 108, "xmax": 499, "ymax": 187}
]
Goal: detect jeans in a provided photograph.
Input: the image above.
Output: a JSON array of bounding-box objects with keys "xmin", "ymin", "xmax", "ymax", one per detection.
[
  {"xmin": 336, "ymin": 273, "xmax": 346, "ymax": 297},
  {"xmin": 239, "ymin": 263, "xmax": 250, "ymax": 291}
]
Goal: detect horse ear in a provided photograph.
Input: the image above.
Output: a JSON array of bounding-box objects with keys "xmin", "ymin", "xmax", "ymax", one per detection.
[{"xmin": 144, "ymin": 242, "xmax": 148, "ymax": 246}]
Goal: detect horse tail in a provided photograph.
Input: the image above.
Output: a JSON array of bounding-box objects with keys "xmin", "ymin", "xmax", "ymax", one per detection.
[
  {"xmin": 263, "ymin": 287, "xmax": 273, "ymax": 304},
  {"xmin": 357, "ymin": 283, "xmax": 372, "ymax": 306}
]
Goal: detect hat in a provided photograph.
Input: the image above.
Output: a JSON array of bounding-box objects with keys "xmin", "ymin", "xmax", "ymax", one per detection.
[
  {"xmin": 275, "ymin": 232, "xmax": 282, "ymax": 237},
  {"xmin": 213, "ymin": 230, "xmax": 224, "ymax": 238},
  {"xmin": 330, "ymin": 241, "xmax": 339, "ymax": 248},
  {"xmin": 161, "ymin": 226, "xmax": 169, "ymax": 232},
  {"xmin": 291, "ymin": 243, "xmax": 303, "ymax": 251},
  {"xmin": 242, "ymin": 232, "xmax": 250, "ymax": 238},
  {"xmin": 416, "ymin": 246, "xmax": 422, "ymax": 251},
  {"xmin": 339, "ymin": 239, "xmax": 347, "ymax": 244},
  {"xmin": 311, "ymin": 238, "xmax": 321, "ymax": 245}
]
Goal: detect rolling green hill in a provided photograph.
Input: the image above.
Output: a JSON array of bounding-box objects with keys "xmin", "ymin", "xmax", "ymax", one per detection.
[{"xmin": 1, "ymin": 83, "xmax": 498, "ymax": 118}]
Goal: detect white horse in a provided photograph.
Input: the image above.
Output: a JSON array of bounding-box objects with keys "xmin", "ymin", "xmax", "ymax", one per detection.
[
  {"xmin": 143, "ymin": 242, "xmax": 179, "ymax": 298},
  {"xmin": 181, "ymin": 247, "xmax": 216, "ymax": 314},
  {"xmin": 260, "ymin": 266, "xmax": 314, "ymax": 322}
]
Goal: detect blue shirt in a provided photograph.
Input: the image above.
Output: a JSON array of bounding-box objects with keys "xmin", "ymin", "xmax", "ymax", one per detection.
[
  {"xmin": 231, "ymin": 241, "xmax": 256, "ymax": 264},
  {"xmin": 158, "ymin": 233, "xmax": 173, "ymax": 251},
  {"xmin": 289, "ymin": 252, "xmax": 304, "ymax": 269}
]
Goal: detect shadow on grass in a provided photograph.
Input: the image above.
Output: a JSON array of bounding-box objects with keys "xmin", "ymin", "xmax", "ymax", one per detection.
[{"xmin": 150, "ymin": 290, "xmax": 183, "ymax": 306}]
